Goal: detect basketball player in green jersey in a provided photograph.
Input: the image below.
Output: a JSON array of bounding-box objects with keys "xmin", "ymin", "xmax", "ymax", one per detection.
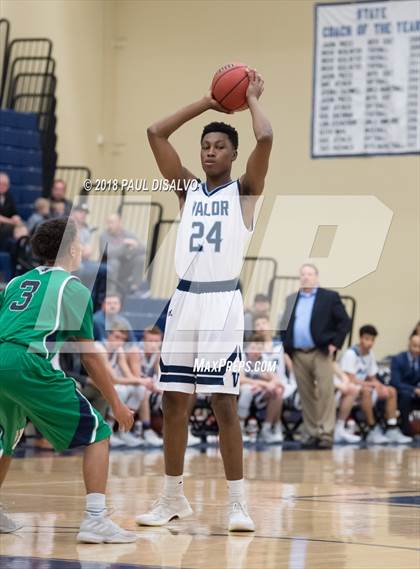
[{"xmin": 0, "ymin": 217, "xmax": 137, "ymax": 543}]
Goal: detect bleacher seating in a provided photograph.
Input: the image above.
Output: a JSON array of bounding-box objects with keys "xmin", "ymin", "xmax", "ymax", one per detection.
[{"xmin": 0, "ymin": 108, "xmax": 43, "ymax": 220}]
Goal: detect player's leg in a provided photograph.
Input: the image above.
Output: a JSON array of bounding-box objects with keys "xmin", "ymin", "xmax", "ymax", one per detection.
[
  {"xmin": 260, "ymin": 387, "xmax": 284, "ymax": 444},
  {"xmin": 237, "ymin": 383, "xmax": 254, "ymax": 433},
  {"xmin": 362, "ymin": 385, "xmax": 388, "ymax": 444},
  {"xmin": 212, "ymin": 393, "xmax": 243, "ymax": 479},
  {"xmin": 334, "ymin": 383, "xmax": 361, "ymax": 443},
  {"xmin": 136, "ymin": 391, "xmax": 194, "ymax": 526},
  {"xmin": 211, "ymin": 393, "xmax": 254, "ymax": 532},
  {"xmin": 77, "ymin": 437, "xmax": 139, "ymax": 543},
  {"xmin": 139, "ymin": 389, "xmax": 163, "ymax": 447},
  {"xmin": 0, "ymin": 455, "xmax": 21, "ymax": 533},
  {"xmin": 136, "ymin": 289, "xmax": 197, "ymax": 526},
  {"xmin": 0, "ymin": 379, "xmax": 27, "ymax": 533},
  {"xmin": 197, "ymin": 289, "xmax": 254, "ymax": 531},
  {"xmin": 9, "ymin": 352, "xmax": 137, "ymax": 543},
  {"xmin": 163, "ymin": 391, "xmax": 192, "ymax": 475},
  {"xmin": 381, "ymin": 386, "xmax": 413, "ymax": 444},
  {"xmin": 0, "ymin": 456, "xmax": 12, "ymax": 487},
  {"xmin": 83, "ymin": 438, "xmax": 108, "ymax": 494}
]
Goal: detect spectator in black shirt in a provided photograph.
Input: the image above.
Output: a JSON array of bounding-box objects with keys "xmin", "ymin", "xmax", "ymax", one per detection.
[{"xmin": 0, "ymin": 172, "xmax": 23, "ymax": 250}]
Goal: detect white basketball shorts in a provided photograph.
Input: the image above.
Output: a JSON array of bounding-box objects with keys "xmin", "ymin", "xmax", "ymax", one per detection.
[{"xmin": 158, "ymin": 278, "xmax": 244, "ymax": 395}]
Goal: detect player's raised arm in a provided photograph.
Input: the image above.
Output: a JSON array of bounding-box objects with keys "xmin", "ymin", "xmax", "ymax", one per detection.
[
  {"xmin": 240, "ymin": 71, "xmax": 273, "ymax": 197},
  {"xmin": 147, "ymin": 95, "xmax": 227, "ymax": 206},
  {"xmin": 77, "ymin": 339, "xmax": 134, "ymax": 432}
]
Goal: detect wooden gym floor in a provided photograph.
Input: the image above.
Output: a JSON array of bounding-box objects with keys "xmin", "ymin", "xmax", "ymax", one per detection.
[{"xmin": 0, "ymin": 444, "xmax": 419, "ymax": 569}]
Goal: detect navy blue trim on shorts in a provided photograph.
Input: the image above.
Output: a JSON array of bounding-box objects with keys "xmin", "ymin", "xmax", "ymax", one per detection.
[
  {"xmin": 159, "ymin": 358, "xmax": 195, "ymax": 376},
  {"xmin": 68, "ymin": 390, "xmax": 96, "ymax": 448},
  {"xmin": 177, "ymin": 278, "xmax": 240, "ymax": 294},
  {"xmin": 160, "ymin": 373, "xmax": 196, "ymax": 384},
  {"xmin": 196, "ymin": 375, "xmax": 224, "ymax": 385}
]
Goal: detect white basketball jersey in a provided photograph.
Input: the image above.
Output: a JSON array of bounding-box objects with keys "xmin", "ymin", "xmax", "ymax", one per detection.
[{"xmin": 175, "ymin": 179, "xmax": 253, "ymax": 281}]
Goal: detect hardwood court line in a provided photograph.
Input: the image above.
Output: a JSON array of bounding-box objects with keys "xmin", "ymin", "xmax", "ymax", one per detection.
[
  {"xmin": 294, "ymin": 497, "xmax": 420, "ymax": 509},
  {"xmin": 169, "ymin": 530, "xmax": 420, "ymax": 552},
  {"xmin": 11, "ymin": 526, "xmax": 420, "ymax": 552},
  {"xmin": 293, "ymin": 489, "xmax": 416, "ymax": 499}
]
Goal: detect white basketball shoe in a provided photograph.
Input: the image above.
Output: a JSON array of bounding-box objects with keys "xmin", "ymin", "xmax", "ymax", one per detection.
[
  {"xmin": 136, "ymin": 495, "xmax": 193, "ymax": 526},
  {"xmin": 228, "ymin": 502, "xmax": 255, "ymax": 532}
]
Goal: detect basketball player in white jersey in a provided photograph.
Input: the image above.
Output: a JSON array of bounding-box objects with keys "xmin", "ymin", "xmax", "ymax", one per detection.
[{"xmin": 136, "ymin": 70, "xmax": 272, "ymax": 531}]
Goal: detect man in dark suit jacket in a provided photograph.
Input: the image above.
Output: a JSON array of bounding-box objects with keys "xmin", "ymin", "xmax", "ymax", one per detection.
[
  {"xmin": 279, "ymin": 264, "xmax": 351, "ymax": 448},
  {"xmin": 390, "ymin": 334, "xmax": 420, "ymax": 436}
]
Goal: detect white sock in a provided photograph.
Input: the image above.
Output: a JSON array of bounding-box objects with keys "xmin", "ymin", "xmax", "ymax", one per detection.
[
  {"xmin": 387, "ymin": 418, "xmax": 397, "ymax": 427},
  {"xmin": 86, "ymin": 493, "xmax": 106, "ymax": 518},
  {"xmin": 164, "ymin": 475, "xmax": 184, "ymax": 498},
  {"xmin": 228, "ymin": 479, "xmax": 245, "ymax": 504},
  {"xmin": 336, "ymin": 419, "xmax": 345, "ymax": 430},
  {"xmin": 262, "ymin": 421, "xmax": 271, "ymax": 432}
]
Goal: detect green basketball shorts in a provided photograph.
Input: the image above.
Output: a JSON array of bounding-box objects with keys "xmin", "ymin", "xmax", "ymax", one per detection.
[{"xmin": 0, "ymin": 343, "xmax": 111, "ymax": 456}]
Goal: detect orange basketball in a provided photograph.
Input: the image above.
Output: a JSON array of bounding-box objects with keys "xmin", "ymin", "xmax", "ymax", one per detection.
[{"xmin": 211, "ymin": 63, "xmax": 250, "ymax": 112}]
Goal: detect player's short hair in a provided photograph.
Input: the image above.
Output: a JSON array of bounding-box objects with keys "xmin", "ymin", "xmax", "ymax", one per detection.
[
  {"xmin": 144, "ymin": 325, "xmax": 163, "ymax": 337},
  {"xmin": 201, "ymin": 122, "xmax": 239, "ymax": 150},
  {"xmin": 31, "ymin": 217, "xmax": 77, "ymax": 264},
  {"xmin": 359, "ymin": 324, "xmax": 378, "ymax": 337}
]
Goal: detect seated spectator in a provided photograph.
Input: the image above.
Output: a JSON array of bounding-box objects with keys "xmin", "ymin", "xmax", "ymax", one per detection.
[
  {"xmin": 100, "ymin": 213, "xmax": 147, "ymax": 295},
  {"xmin": 252, "ymin": 314, "xmax": 298, "ymax": 441},
  {"xmin": 26, "ymin": 198, "xmax": 51, "ymax": 234},
  {"xmin": 72, "ymin": 203, "xmax": 106, "ymax": 306},
  {"xmin": 93, "ymin": 293, "xmax": 136, "ymax": 344},
  {"xmin": 244, "ymin": 293, "xmax": 271, "ymax": 340},
  {"xmin": 341, "ymin": 325, "xmax": 412, "ymax": 444},
  {"xmin": 333, "ymin": 362, "xmax": 362, "ymax": 444},
  {"xmin": 50, "ymin": 199, "xmax": 67, "ymax": 218},
  {"xmin": 238, "ymin": 333, "xmax": 284, "ymax": 444},
  {"xmin": 0, "ymin": 172, "xmax": 22, "ymax": 249},
  {"xmin": 130, "ymin": 326, "xmax": 201, "ymax": 446},
  {"xmin": 97, "ymin": 322, "xmax": 162, "ymax": 448},
  {"xmin": 138, "ymin": 325, "xmax": 162, "ymax": 379},
  {"xmin": 390, "ymin": 334, "xmax": 420, "ymax": 436},
  {"xmin": 50, "ymin": 179, "xmax": 72, "ymax": 215}
]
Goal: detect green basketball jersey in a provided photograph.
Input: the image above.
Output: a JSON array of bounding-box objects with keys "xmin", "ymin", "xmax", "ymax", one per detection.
[{"xmin": 0, "ymin": 266, "xmax": 93, "ymax": 360}]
